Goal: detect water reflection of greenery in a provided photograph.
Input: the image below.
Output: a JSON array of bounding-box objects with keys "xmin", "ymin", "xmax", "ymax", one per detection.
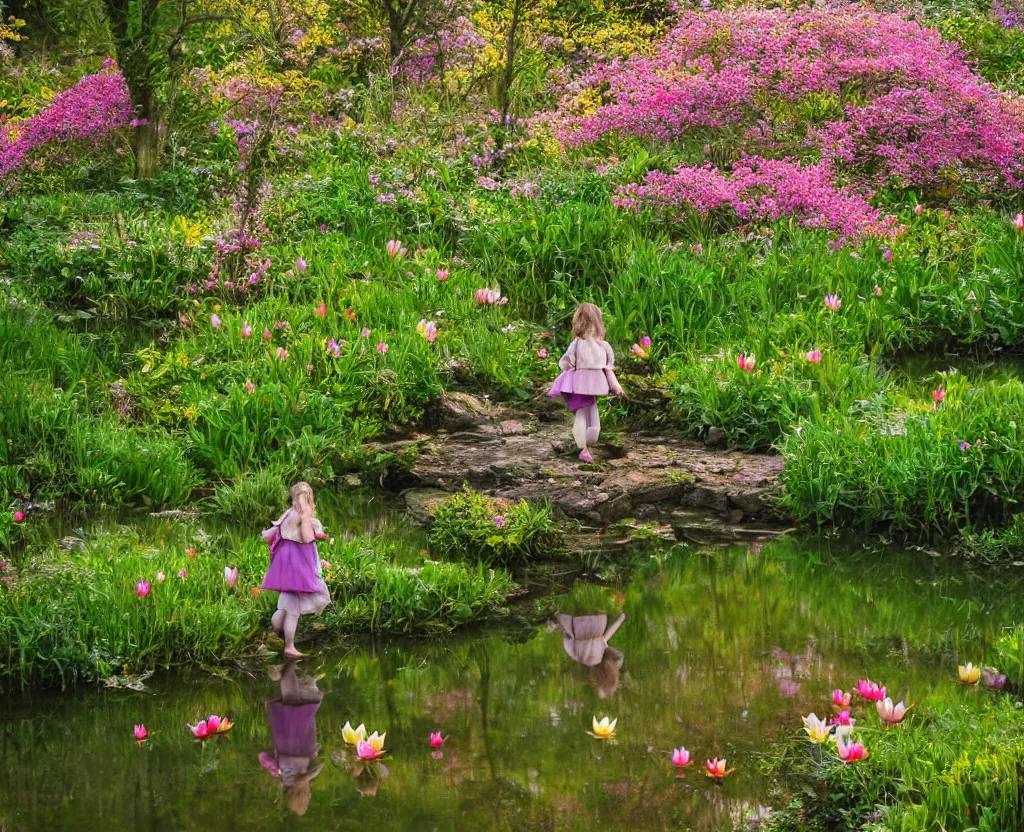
[{"xmin": 1, "ymin": 537, "xmax": 1020, "ymax": 830}]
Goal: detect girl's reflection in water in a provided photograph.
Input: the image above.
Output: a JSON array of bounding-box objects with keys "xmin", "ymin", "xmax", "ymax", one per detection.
[
  {"xmin": 259, "ymin": 661, "xmax": 325, "ymax": 815},
  {"xmin": 558, "ymin": 612, "xmax": 626, "ymax": 698}
]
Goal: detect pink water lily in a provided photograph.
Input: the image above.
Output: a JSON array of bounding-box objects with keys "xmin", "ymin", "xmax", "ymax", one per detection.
[
  {"xmin": 136, "ymin": 580, "xmax": 151, "ymax": 597},
  {"xmin": 832, "ymin": 689, "xmax": 851, "ymax": 710},
  {"xmin": 430, "ymin": 732, "xmax": 445, "ymax": 748},
  {"xmin": 983, "ymin": 668, "xmax": 1007, "ymax": 690},
  {"xmin": 134, "ymin": 724, "xmax": 147, "ymax": 740},
  {"xmin": 737, "ymin": 353, "xmax": 756, "ymax": 372},
  {"xmin": 806, "ymin": 349, "xmax": 822, "ymax": 363},
  {"xmin": 436, "ymin": 268, "xmax": 449, "ymax": 281},
  {"xmin": 824, "ymin": 294, "xmax": 842, "ymax": 312},
  {"xmin": 241, "ymin": 323, "xmax": 252, "ymax": 338},
  {"xmin": 357, "ymin": 738, "xmax": 385, "ymax": 761},
  {"xmin": 671, "ymin": 747, "xmax": 692, "ymax": 768},
  {"xmin": 316, "ymin": 303, "xmax": 326, "ymax": 318},
  {"xmin": 224, "ymin": 566, "xmax": 238, "ymax": 588},
  {"xmin": 837, "ymin": 737, "xmax": 867, "ymax": 763},
  {"xmin": 705, "ymin": 757, "xmax": 734, "ymax": 778},
  {"xmin": 876, "ymin": 697, "xmax": 910, "ymax": 724},
  {"xmin": 855, "ymin": 679, "xmax": 886, "ymax": 701},
  {"xmin": 210, "ymin": 313, "xmax": 222, "ymax": 330}
]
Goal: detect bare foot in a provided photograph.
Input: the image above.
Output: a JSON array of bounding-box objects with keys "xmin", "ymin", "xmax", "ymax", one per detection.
[
  {"xmin": 283, "ymin": 647, "xmax": 306, "ymax": 659},
  {"xmin": 579, "ymin": 448, "xmax": 594, "ymax": 464}
]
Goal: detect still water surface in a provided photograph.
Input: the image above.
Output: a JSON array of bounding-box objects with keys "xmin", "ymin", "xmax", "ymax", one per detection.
[{"xmin": 1, "ymin": 535, "xmax": 1018, "ymax": 831}]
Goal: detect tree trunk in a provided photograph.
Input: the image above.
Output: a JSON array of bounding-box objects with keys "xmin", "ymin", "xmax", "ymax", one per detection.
[{"xmin": 495, "ymin": 0, "xmax": 525, "ymax": 153}]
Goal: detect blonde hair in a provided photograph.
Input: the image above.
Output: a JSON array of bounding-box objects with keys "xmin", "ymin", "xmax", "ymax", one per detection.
[
  {"xmin": 572, "ymin": 302, "xmax": 605, "ymax": 340},
  {"xmin": 290, "ymin": 481, "xmax": 316, "ymax": 544}
]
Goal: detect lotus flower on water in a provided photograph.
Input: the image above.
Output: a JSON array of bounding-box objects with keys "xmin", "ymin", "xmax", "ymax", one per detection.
[
  {"xmin": 705, "ymin": 757, "xmax": 734, "ymax": 778},
  {"xmin": 876, "ymin": 697, "xmax": 910, "ymax": 724},
  {"xmin": 343, "ymin": 722, "xmax": 367, "ymax": 746},
  {"xmin": 836, "ymin": 737, "xmax": 867, "ymax": 763},
  {"xmin": 189, "ymin": 715, "xmax": 234, "ymax": 739},
  {"xmin": 802, "ymin": 713, "xmax": 831, "ymax": 744},
  {"xmin": 357, "ymin": 739, "xmax": 385, "ymax": 761},
  {"xmin": 958, "ymin": 663, "xmax": 981, "ymax": 685},
  {"xmin": 671, "ymin": 747, "xmax": 692, "ymax": 768},
  {"xmin": 134, "ymin": 724, "xmax": 147, "ymax": 741},
  {"xmin": 855, "ymin": 679, "xmax": 886, "ymax": 701},
  {"xmin": 589, "ymin": 716, "xmax": 617, "ymax": 740}
]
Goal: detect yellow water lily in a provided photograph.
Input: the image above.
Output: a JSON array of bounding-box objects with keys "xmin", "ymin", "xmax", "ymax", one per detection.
[
  {"xmin": 590, "ymin": 716, "xmax": 617, "ymax": 740},
  {"xmin": 342, "ymin": 722, "xmax": 367, "ymax": 745},
  {"xmin": 801, "ymin": 713, "xmax": 831, "ymax": 744},
  {"xmin": 366, "ymin": 731, "xmax": 386, "ymax": 753},
  {"xmin": 958, "ymin": 663, "xmax": 981, "ymax": 685}
]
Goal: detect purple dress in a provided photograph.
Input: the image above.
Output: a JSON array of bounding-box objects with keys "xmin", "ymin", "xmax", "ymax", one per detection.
[
  {"xmin": 267, "ymin": 701, "xmax": 319, "ymax": 758},
  {"xmin": 547, "ymin": 338, "xmax": 621, "ymax": 411}
]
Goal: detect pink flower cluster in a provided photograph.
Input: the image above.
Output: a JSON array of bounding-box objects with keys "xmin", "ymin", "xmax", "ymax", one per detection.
[
  {"xmin": 555, "ymin": 7, "xmax": 1024, "ymax": 197},
  {"xmin": 1, "ymin": 68, "xmax": 131, "ymax": 176},
  {"xmin": 614, "ymin": 158, "xmax": 900, "ymax": 245},
  {"xmin": 400, "ymin": 17, "xmax": 486, "ymax": 83}
]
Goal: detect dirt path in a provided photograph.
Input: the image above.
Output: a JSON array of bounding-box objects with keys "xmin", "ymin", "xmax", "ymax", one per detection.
[{"xmin": 379, "ymin": 394, "xmax": 787, "ymax": 541}]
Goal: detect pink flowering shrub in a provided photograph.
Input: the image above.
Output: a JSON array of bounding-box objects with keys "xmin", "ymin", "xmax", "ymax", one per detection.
[
  {"xmin": 555, "ymin": 7, "xmax": 1024, "ymax": 195},
  {"xmin": 614, "ymin": 158, "xmax": 901, "ymax": 245},
  {"xmin": 0, "ymin": 68, "xmax": 131, "ymax": 177},
  {"xmin": 400, "ymin": 17, "xmax": 486, "ymax": 84}
]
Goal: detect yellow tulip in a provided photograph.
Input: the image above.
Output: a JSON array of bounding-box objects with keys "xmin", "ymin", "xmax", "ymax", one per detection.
[
  {"xmin": 342, "ymin": 721, "xmax": 367, "ymax": 746},
  {"xmin": 366, "ymin": 731, "xmax": 386, "ymax": 753},
  {"xmin": 801, "ymin": 713, "xmax": 831, "ymax": 743},
  {"xmin": 958, "ymin": 663, "xmax": 981, "ymax": 685},
  {"xmin": 590, "ymin": 716, "xmax": 617, "ymax": 740}
]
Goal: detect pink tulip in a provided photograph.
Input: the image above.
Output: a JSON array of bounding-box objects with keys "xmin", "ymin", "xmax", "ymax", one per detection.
[
  {"xmin": 883, "ymin": 249, "xmax": 893, "ymax": 263},
  {"xmin": 640, "ymin": 335, "xmax": 652, "ymax": 349},
  {"xmin": 276, "ymin": 347, "xmax": 288, "ymax": 360},
  {"xmin": 361, "ymin": 327, "xmax": 371, "ymax": 338},
  {"xmin": 327, "ymin": 339, "xmax": 342, "ymax": 358},
  {"xmin": 430, "ymin": 732, "xmax": 445, "ymax": 748},
  {"xmin": 436, "ymin": 268, "xmax": 449, "ymax": 281},
  {"xmin": 1013, "ymin": 213, "xmax": 1024, "ymax": 231},
  {"xmin": 156, "ymin": 571, "xmax": 166, "ymax": 583},
  {"xmin": 831, "ymin": 709, "xmax": 853, "ymax": 726},
  {"xmin": 263, "ymin": 328, "xmax": 272, "ymax": 341},
  {"xmin": 832, "ymin": 689, "xmax": 851, "ymax": 710},
  {"xmin": 914, "ymin": 203, "xmax": 924, "ymax": 216},
  {"xmin": 876, "ymin": 697, "xmax": 909, "ymax": 724},
  {"xmin": 692, "ymin": 243, "xmax": 702, "ymax": 255},
  {"xmin": 737, "ymin": 353, "xmax": 756, "ymax": 372},
  {"xmin": 224, "ymin": 566, "xmax": 238, "ymax": 588},
  {"xmin": 493, "ymin": 515, "xmax": 505, "ymax": 528},
  {"xmin": 376, "ymin": 342, "xmax": 388, "ymax": 354},
  {"xmin": 296, "ymin": 257, "xmax": 307, "ymax": 272},
  {"xmin": 671, "ymin": 747, "xmax": 691, "ymax": 768},
  {"xmin": 854, "ymin": 679, "xmax": 886, "ymax": 702},
  {"xmin": 316, "ymin": 303, "xmax": 326, "ymax": 318},
  {"xmin": 806, "ymin": 349, "xmax": 822, "ymax": 363},
  {"xmin": 13, "ymin": 511, "xmax": 24, "ymax": 523},
  {"xmin": 241, "ymin": 323, "xmax": 252, "ymax": 338},
  {"xmin": 824, "ymin": 294, "xmax": 842, "ymax": 312},
  {"xmin": 136, "ymin": 580, "xmax": 151, "ymax": 597},
  {"xmin": 178, "ymin": 568, "xmax": 188, "ymax": 579},
  {"xmin": 385, "ymin": 240, "xmax": 406, "ymax": 258},
  {"xmin": 932, "ymin": 387, "xmax": 945, "ymax": 404},
  {"xmin": 836, "ymin": 737, "xmax": 867, "ymax": 763},
  {"xmin": 189, "ymin": 720, "xmax": 210, "ymax": 739},
  {"xmin": 631, "ymin": 343, "xmax": 649, "ymax": 358},
  {"xmin": 206, "ymin": 715, "xmax": 220, "ymax": 733},
  {"xmin": 134, "ymin": 724, "xmax": 147, "ymax": 740},
  {"xmin": 537, "ymin": 348, "xmax": 547, "ymax": 359},
  {"xmin": 245, "ymin": 379, "xmax": 255, "ymax": 394},
  {"xmin": 873, "ymin": 286, "xmax": 883, "ymax": 297},
  {"xmin": 210, "ymin": 313, "xmax": 222, "ymax": 330},
  {"xmin": 357, "ymin": 739, "xmax": 384, "ymax": 761},
  {"xmin": 320, "ymin": 559, "xmax": 332, "ymax": 571}
]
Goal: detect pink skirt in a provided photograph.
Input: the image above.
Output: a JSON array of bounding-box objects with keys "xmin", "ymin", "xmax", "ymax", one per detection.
[{"xmin": 548, "ymin": 368, "xmax": 613, "ymax": 411}]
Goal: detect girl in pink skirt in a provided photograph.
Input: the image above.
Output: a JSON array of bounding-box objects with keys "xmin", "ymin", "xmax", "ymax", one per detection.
[
  {"xmin": 261, "ymin": 482, "xmax": 332, "ymax": 658},
  {"xmin": 547, "ymin": 302, "xmax": 624, "ymax": 463}
]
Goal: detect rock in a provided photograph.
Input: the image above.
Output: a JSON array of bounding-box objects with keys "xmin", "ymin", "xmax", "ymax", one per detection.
[
  {"xmin": 705, "ymin": 426, "xmax": 727, "ymax": 449},
  {"xmin": 498, "ymin": 419, "xmax": 528, "ymax": 436},
  {"xmin": 422, "ymin": 392, "xmax": 492, "ymax": 432},
  {"xmin": 403, "ymin": 488, "xmax": 451, "ymax": 523}
]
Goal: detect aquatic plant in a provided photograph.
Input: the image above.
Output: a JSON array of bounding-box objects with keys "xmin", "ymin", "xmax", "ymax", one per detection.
[{"xmin": 589, "ymin": 716, "xmax": 617, "ymax": 740}]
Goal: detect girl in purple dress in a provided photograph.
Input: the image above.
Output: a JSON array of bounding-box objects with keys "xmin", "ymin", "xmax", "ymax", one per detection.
[
  {"xmin": 261, "ymin": 482, "xmax": 332, "ymax": 658},
  {"xmin": 547, "ymin": 302, "xmax": 625, "ymax": 463}
]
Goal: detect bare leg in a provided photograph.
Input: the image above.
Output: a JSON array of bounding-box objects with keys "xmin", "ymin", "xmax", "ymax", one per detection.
[
  {"xmin": 271, "ymin": 610, "xmax": 285, "ymax": 635},
  {"xmin": 279, "ymin": 660, "xmax": 300, "ymax": 703},
  {"xmin": 585, "ymin": 402, "xmax": 601, "ymax": 446},
  {"xmin": 573, "ymin": 409, "xmax": 589, "ymax": 450},
  {"xmin": 283, "ymin": 613, "xmax": 305, "ymax": 658}
]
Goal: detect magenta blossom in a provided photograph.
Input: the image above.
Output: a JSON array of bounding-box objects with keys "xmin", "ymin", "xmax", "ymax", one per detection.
[
  {"xmin": 492, "ymin": 515, "xmax": 506, "ymax": 528},
  {"xmin": 430, "ymin": 732, "xmax": 445, "ymax": 748},
  {"xmin": 737, "ymin": 353, "xmax": 756, "ymax": 372},
  {"xmin": 806, "ymin": 349, "xmax": 822, "ymax": 363},
  {"xmin": 854, "ymin": 679, "xmax": 886, "ymax": 702},
  {"xmin": 1014, "ymin": 213, "xmax": 1024, "ymax": 231},
  {"xmin": 640, "ymin": 335, "xmax": 652, "ymax": 349},
  {"xmin": 537, "ymin": 348, "xmax": 547, "ymax": 358},
  {"xmin": 13, "ymin": 511, "xmax": 24, "ymax": 523},
  {"xmin": 316, "ymin": 303, "xmax": 326, "ymax": 318},
  {"xmin": 245, "ymin": 379, "xmax": 255, "ymax": 394},
  {"xmin": 385, "ymin": 240, "xmax": 407, "ymax": 258},
  {"xmin": 210, "ymin": 313, "xmax": 222, "ymax": 330},
  {"xmin": 671, "ymin": 747, "xmax": 692, "ymax": 768},
  {"xmin": 361, "ymin": 327, "xmax": 371, "ymax": 338},
  {"xmin": 263, "ymin": 328, "xmax": 272, "ymax": 341},
  {"xmin": 133, "ymin": 724, "xmax": 148, "ymax": 741},
  {"xmin": 136, "ymin": 580, "xmax": 151, "ymax": 597},
  {"xmin": 436, "ymin": 268, "xmax": 450, "ymax": 281},
  {"xmin": 824, "ymin": 294, "xmax": 842, "ymax": 312},
  {"xmin": 296, "ymin": 256, "xmax": 307, "ymax": 272},
  {"xmin": 241, "ymin": 322, "xmax": 252, "ymax": 338},
  {"xmin": 377, "ymin": 342, "xmax": 388, "ymax": 353},
  {"xmin": 883, "ymin": 248, "xmax": 893, "ymax": 263}
]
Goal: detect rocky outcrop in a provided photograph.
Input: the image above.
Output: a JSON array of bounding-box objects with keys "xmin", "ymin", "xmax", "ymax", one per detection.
[{"xmin": 382, "ymin": 394, "xmax": 787, "ymax": 530}]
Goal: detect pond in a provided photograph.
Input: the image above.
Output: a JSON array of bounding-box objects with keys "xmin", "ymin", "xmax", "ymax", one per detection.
[{"xmin": 1, "ymin": 527, "xmax": 1019, "ymax": 831}]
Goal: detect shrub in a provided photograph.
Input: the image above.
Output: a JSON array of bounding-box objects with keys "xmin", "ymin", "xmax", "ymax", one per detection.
[
  {"xmin": 429, "ymin": 489, "xmax": 567, "ymax": 564},
  {"xmin": 211, "ymin": 467, "xmax": 290, "ymax": 526}
]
